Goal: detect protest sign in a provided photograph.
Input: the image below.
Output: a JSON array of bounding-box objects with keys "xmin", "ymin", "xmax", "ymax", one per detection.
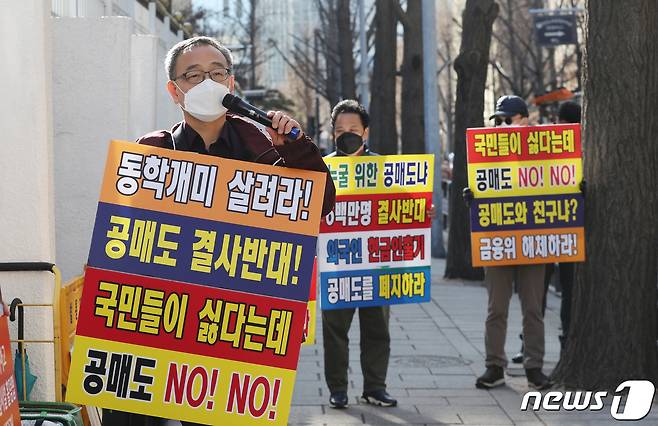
[
  {"xmin": 66, "ymin": 140, "xmax": 325, "ymax": 425},
  {"xmin": 466, "ymin": 124, "xmax": 585, "ymax": 267},
  {"xmin": 319, "ymin": 155, "xmax": 433, "ymax": 310}
]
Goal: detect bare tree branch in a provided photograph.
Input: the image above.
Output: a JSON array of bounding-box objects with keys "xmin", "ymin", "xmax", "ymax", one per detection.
[
  {"xmin": 270, "ymin": 38, "xmax": 331, "ymax": 100},
  {"xmin": 392, "ymin": 0, "xmax": 410, "ymax": 28}
]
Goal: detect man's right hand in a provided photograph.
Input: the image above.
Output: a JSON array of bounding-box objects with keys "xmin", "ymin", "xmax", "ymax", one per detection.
[{"xmin": 462, "ymin": 187, "xmax": 474, "ymax": 207}]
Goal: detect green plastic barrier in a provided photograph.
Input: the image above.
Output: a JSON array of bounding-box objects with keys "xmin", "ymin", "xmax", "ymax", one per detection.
[{"xmin": 19, "ymin": 401, "xmax": 83, "ymax": 426}]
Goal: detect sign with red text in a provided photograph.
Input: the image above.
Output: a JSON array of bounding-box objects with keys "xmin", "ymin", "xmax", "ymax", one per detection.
[
  {"xmin": 466, "ymin": 124, "xmax": 585, "ymax": 266},
  {"xmin": 320, "ymin": 155, "xmax": 433, "ymax": 309},
  {"xmin": 66, "ymin": 140, "xmax": 326, "ymax": 425},
  {"xmin": 0, "ymin": 316, "xmax": 20, "ymax": 426}
]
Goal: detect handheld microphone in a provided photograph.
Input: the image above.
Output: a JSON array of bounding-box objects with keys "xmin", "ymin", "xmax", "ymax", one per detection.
[{"xmin": 222, "ymin": 93, "xmax": 301, "ymax": 140}]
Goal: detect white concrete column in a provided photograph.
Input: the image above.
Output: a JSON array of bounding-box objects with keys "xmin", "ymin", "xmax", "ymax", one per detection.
[
  {"xmin": 69, "ymin": 0, "xmax": 78, "ymax": 17},
  {"xmin": 156, "ymin": 41, "xmax": 182, "ymax": 130},
  {"xmin": 163, "ymin": 15, "xmax": 170, "ymax": 38},
  {"xmin": 53, "ymin": 17, "xmax": 133, "ymax": 283},
  {"xmin": 77, "ymin": 0, "xmax": 86, "ymax": 17},
  {"xmin": 148, "ymin": 1, "xmax": 157, "ymax": 34},
  {"xmin": 104, "ymin": 0, "xmax": 112, "ymax": 16},
  {"xmin": 130, "ymin": 34, "xmax": 158, "ymax": 139},
  {"xmin": 0, "ymin": 0, "xmax": 57, "ymax": 401}
]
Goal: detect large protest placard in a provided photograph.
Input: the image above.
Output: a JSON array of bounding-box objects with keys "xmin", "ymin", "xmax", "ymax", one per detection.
[
  {"xmin": 466, "ymin": 124, "xmax": 585, "ymax": 267},
  {"xmin": 0, "ymin": 316, "xmax": 20, "ymax": 425},
  {"xmin": 66, "ymin": 140, "xmax": 326, "ymax": 425},
  {"xmin": 319, "ymin": 155, "xmax": 433, "ymax": 310}
]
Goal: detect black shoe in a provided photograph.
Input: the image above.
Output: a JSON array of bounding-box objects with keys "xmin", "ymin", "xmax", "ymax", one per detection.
[
  {"xmin": 329, "ymin": 391, "xmax": 348, "ymax": 408},
  {"xmin": 512, "ymin": 334, "xmax": 524, "ymax": 364},
  {"xmin": 475, "ymin": 366, "xmax": 505, "ymax": 389},
  {"xmin": 526, "ymin": 368, "xmax": 552, "ymax": 390},
  {"xmin": 360, "ymin": 390, "xmax": 397, "ymax": 407}
]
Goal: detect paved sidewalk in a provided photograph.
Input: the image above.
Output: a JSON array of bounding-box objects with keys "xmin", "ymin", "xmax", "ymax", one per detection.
[{"xmin": 288, "ymin": 257, "xmax": 658, "ymax": 425}]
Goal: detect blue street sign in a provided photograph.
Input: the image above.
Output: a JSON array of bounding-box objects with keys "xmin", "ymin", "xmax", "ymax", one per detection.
[{"xmin": 533, "ymin": 14, "xmax": 578, "ymax": 46}]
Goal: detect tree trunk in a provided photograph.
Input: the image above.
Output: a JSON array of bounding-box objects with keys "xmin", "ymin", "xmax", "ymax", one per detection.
[
  {"xmin": 336, "ymin": 0, "xmax": 357, "ymax": 100},
  {"xmin": 531, "ymin": 0, "xmax": 546, "ymax": 122},
  {"xmin": 505, "ymin": 0, "xmax": 523, "ymax": 95},
  {"xmin": 400, "ymin": 0, "xmax": 425, "ymax": 154},
  {"xmin": 445, "ymin": 38, "xmax": 455, "ymax": 154},
  {"xmin": 551, "ymin": 0, "xmax": 658, "ymax": 389},
  {"xmin": 444, "ymin": 0, "xmax": 498, "ymax": 280},
  {"xmin": 324, "ymin": 0, "xmax": 341, "ymax": 107},
  {"xmin": 369, "ymin": 0, "xmax": 398, "ymax": 154},
  {"xmin": 249, "ymin": 0, "xmax": 258, "ymax": 88}
]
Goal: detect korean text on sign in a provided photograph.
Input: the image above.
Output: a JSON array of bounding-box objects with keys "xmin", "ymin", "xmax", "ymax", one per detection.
[
  {"xmin": 76, "ymin": 268, "xmax": 305, "ymax": 370},
  {"xmin": 466, "ymin": 124, "xmax": 585, "ymax": 266},
  {"xmin": 88, "ymin": 203, "xmax": 317, "ymax": 302},
  {"xmin": 325, "ymin": 155, "xmax": 433, "ymax": 195},
  {"xmin": 68, "ymin": 140, "xmax": 326, "ymax": 425},
  {"xmin": 320, "ymin": 267, "xmax": 431, "ymax": 309},
  {"xmin": 319, "ymin": 155, "xmax": 433, "ymax": 309},
  {"xmin": 99, "ymin": 140, "xmax": 326, "ymax": 237}
]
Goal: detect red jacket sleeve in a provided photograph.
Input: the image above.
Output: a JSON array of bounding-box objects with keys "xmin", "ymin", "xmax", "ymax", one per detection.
[
  {"xmin": 135, "ymin": 130, "xmax": 173, "ymax": 148},
  {"xmin": 275, "ymin": 134, "xmax": 336, "ymax": 217}
]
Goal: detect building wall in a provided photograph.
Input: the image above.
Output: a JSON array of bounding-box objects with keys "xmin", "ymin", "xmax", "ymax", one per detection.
[
  {"xmin": 155, "ymin": 38, "xmax": 181, "ymax": 130},
  {"xmin": 51, "ymin": 2, "xmax": 184, "ymax": 283},
  {"xmin": 130, "ymin": 34, "xmax": 159, "ymax": 138},
  {"xmin": 53, "ymin": 17, "xmax": 134, "ymax": 283},
  {"xmin": 0, "ymin": 0, "xmax": 185, "ymax": 400},
  {"xmin": 1, "ymin": 0, "xmax": 57, "ymax": 402}
]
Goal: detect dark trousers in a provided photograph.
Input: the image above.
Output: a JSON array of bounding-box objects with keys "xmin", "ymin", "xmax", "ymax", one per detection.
[
  {"xmin": 543, "ymin": 263, "xmax": 575, "ymax": 337},
  {"xmin": 557, "ymin": 263, "xmax": 574, "ymax": 337},
  {"xmin": 102, "ymin": 411, "xmax": 203, "ymax": 426},
  {"xmin": 322, "ymin": 306, "xmax": 390, "ymax": 393}
]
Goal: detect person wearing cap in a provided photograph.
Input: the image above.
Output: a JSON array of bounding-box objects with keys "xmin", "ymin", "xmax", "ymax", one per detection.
[
  {"xmin": 488, "ymin": 95, "xmax": 530, "ymax": 126},
  {"xmin": 464, "ymin": 95, "xmax": 551, "ymax": 390}
]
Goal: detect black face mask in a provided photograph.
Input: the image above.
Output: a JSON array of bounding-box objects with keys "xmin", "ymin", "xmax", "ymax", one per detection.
[{"xmin": 336, "ymin": 132, "xmax": 364, "ymax": 155}]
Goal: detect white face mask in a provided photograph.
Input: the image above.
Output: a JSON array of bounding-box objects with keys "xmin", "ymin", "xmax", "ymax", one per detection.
[{"xmin": 176, "ymin": 78, "xmax": 229, "ymax": 122}]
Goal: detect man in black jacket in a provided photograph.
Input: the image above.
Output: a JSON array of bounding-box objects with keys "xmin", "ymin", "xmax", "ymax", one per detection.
[
  {"xmin": 322, "ymin": 100, "xmax": 436, "ymax": 409},
  {"xmin": 321, "ymin": 100, "xmax": 396, "ymax": 410}
]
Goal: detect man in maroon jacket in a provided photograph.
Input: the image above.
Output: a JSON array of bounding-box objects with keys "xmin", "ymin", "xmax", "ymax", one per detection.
[
  {"xmin": 137, "ymin": 35, "xmax": 335, "ymax": 217},
  {"xmin": 102, "ymin": 35, "xmax": 335, "ymax": 426}
]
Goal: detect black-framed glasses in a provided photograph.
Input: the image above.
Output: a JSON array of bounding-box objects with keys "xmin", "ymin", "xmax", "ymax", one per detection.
[
  {"xmin": 174, "ymin": 68, "xmax": 231, "ymax": 84},
  {"xmin": 494, "ymin": 116, "xmax": 513, "ymax": 126}
]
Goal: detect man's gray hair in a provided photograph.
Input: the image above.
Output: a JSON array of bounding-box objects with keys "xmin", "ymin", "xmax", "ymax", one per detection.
[{"xmin": 165, "ymin": 36, "xmax": 233, "ymax": 80}]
